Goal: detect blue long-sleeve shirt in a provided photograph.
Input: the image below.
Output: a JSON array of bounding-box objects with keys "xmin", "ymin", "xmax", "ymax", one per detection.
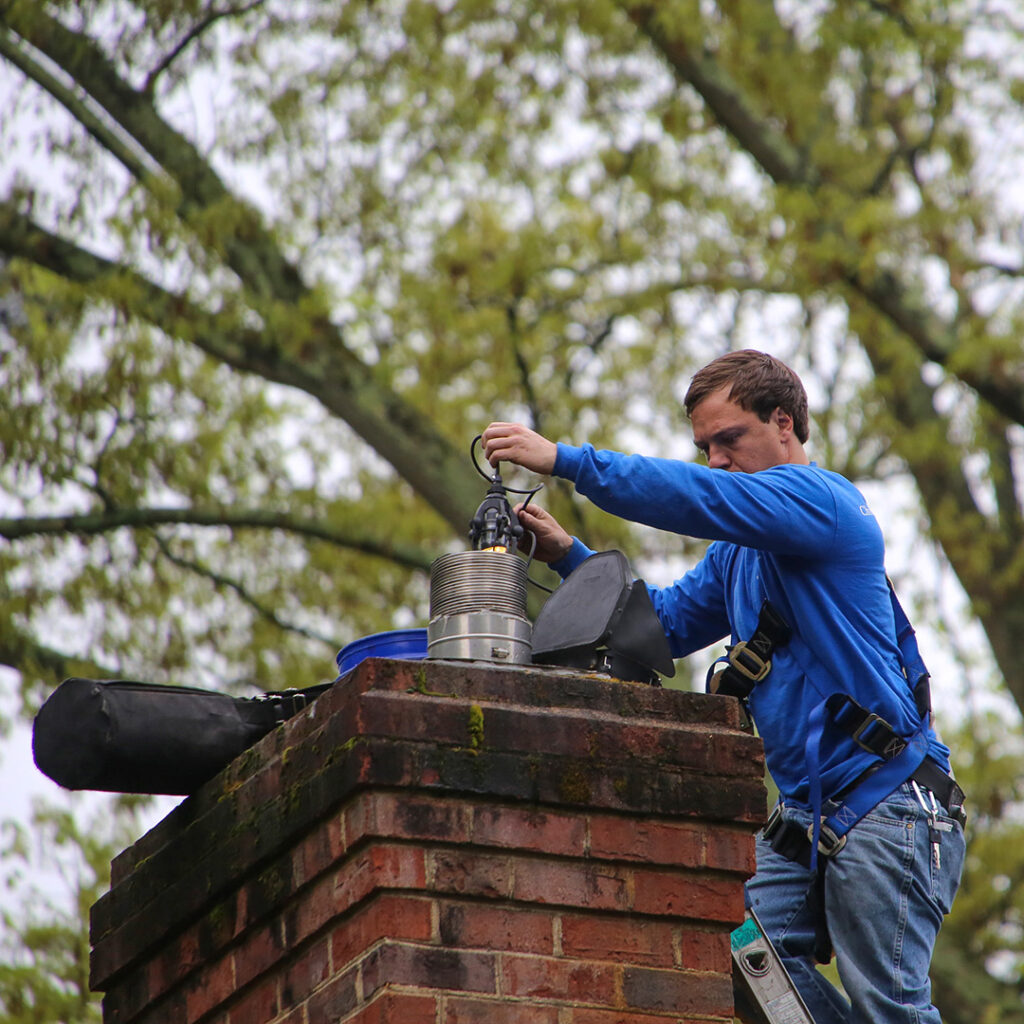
[{"xmin": 549, "ymin": 443, "xmax": 950, "ymax": 809}]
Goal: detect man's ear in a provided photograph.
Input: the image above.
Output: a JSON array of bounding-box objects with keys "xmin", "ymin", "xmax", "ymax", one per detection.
[{"xmin": 773, "ymin": 407, "xmax": 794, "ymax": 440}]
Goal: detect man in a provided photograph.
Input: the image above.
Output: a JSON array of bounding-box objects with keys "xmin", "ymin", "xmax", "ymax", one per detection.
[{"xmin": 482, "ymin": 349, "xmax": 965, "ymax": 1024}]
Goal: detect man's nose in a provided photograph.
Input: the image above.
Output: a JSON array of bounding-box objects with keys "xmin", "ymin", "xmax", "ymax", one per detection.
[{"xmin": 707, "ymin": 446, "xmax": 731, "ymax": 470}]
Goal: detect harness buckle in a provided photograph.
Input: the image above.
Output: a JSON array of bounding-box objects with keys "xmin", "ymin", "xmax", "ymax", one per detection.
[
  {"xmin": 851, "ymin": 712, "xmax": 888, "ymax": 753},
  {"xmin": 810, "ymin": 821, "xmax": 847, "ymax": 858},
  {"xmin": 727, "ymin": 641, "xmax": 772, "ymax": 683}
]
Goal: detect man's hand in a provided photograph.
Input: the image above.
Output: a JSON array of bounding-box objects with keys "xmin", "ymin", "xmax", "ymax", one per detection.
[
  {"xmin": 515, "ymin": 502, "xmax": 573, "ymax": 564},
  {"xmin": 482, "ymin": 422, "xmax": 558, "ymax": 475}
]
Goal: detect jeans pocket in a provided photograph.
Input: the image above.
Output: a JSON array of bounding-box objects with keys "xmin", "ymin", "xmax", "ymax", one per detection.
[{"xmin": 930, "ymin": 817, "xmax": 966, "ymax": 916}]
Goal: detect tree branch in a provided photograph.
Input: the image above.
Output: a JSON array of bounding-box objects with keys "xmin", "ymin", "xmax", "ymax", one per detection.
[
  {"xmin": 0, "ymin": 8, "xmax": 486, "ymax": 535},
  {"xmin": 0, "ymin": 25, "xmax": 157, "ymax": 183},
  {"xmin": 142, "ymin": 0, "xmax": 267, "ymax": 97},
  {"xmin": 0, "ymin": 506, "xmax": 434, "ymax": 573},
  {"xmin": 622, "ymin": 2, "xmax": 1024, "ymax": 426},
  {"xmin": 0, "ymin": 1, "xmax": 299, "ymax": 301},
  {"xmin": 0, "ymin": 621, "xmax": 116, "ymax": 699},
  {"xmin": 618, "ymin": 2, "xmax": 1024, "ymax": 702},
  {"xmin": 0, "ymin": 200, "xmax": 481, "ymax": 534},
  {"xmin": 623, "ymin": 6, "xmax": 810, "ymax": 187},
  {"xmin": 150, "ymin": 533, "xmax": 338, "ymax": 648},
  {"xmin": 983, "ymin": 415, "xmax": 1024, "ymax": 546},
  {"xmin": 857, "ymin": 333, "xmax": 1024, "ymax": 709}
]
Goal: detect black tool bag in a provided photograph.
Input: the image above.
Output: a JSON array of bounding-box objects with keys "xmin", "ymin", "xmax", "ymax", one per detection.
[
  {"xmin": 531, "ymin": 550, "xmax": 675, "ymax": 685},
  {"xmin": 32, "ymin": 677, "xmax": 330, "ymax": 795}
]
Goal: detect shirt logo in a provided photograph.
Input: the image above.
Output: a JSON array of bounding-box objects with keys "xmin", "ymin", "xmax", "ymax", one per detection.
[{"xmin": 860, "ymin": 505, "xmax": 875, "ymax": 517}]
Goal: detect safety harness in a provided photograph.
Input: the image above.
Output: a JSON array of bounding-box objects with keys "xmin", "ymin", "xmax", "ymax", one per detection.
[
  {"xmin": 707, "ymin": 599, "xmax": 792, "ymax": 701},
  {"xmin": 707, "ymin": 578, "xmax": 966, "ymax": 963}
]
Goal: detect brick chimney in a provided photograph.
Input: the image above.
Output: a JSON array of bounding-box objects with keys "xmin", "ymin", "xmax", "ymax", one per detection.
[{"xmin": 90, "ymin": 658, "xmax": 765, "ymax": 1023}]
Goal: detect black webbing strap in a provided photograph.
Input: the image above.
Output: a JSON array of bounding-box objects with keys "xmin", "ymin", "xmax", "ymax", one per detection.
[
  {"xmin": 761, "ymin": 804, "xmax": 832, "ymax": 962},
  {"xmin": 762, "ymin": 749, "xmax": 967, "ymax": 964},
  {"xmin": 826, "ymin": 693, "xmax": 952, "ymax": 779},
  {"xmin": 763, "ymin": 757, "xmax": 965, "ymax": 869},
  {"xmin": 257, "ymin": 684, "xmax": 333, "ymax": 724},
  {"xmin": 827, "ymin": 693, "xmax": 910, "ymax": 760},
  {"xmin": 708, "ymin": 600, "xmax": 792, "ymax": 700},
  {"xmin": 763, "ymin": 696, "xmax": 966, "ymax": 869},
  {"xmin": 762, "ymin": 804, "xmax": 811, "ymax": 869}
]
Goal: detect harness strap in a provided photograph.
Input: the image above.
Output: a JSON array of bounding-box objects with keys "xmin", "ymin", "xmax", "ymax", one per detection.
[
  {"xmin": 828, "ymin": 693, "xmax": 914, "ymax": 760},
  {"xmin": 256, "ymin": 684, "xmax": 333, "ymax": 724},
  {"xmin": 763, "ymin": 748, "xmax": 964, "ymax": 965},
  {"xmin": 765, "ymin": 757, "xmax": 965, "ymax": 857},
  {"xmin": 753, "ymin": 553, "xmax": 945, "ymax": 849},
  {"xmin": 747, "ymin": 555, "xmax": 962, "ymax": 962},
  {"xmin": 707, "ymin": 599, "xmax": 791, "ymax": 699},
  {"xmin": 806, "ymin": 714, "xmax": 930, "ymax": 870}
]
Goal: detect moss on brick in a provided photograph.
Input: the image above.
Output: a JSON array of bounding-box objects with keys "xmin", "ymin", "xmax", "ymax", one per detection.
[
  {"xmin": 408, "ymin": 664, "xmax": 457, "ymax": 699},
  {"xmin": 558, "ymin": 761, "xmax": 593, "ymax": 805},
  {"xmin": 92, "ymin": 660, "xmax": 764, "ymax": 1013},
  {"xmin": 467, "ymin": 705, "xmax": 484, "ymax": 751}
]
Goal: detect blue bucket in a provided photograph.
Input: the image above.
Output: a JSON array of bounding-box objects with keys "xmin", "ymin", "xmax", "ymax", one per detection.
[{"xmin": 335, "ymin": 628, "xmax": 428, "ymax": 676}]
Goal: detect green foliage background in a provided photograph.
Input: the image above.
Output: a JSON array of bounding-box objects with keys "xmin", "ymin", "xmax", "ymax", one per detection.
[{"xmin": 1, "ymin": 0, "xmax": 1024, "ymax": 1019}]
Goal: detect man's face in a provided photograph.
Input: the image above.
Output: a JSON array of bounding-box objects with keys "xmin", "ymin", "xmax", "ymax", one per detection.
[{"xmin": 690, "ymin": 385, "xmax": 794, "ymax": 473}]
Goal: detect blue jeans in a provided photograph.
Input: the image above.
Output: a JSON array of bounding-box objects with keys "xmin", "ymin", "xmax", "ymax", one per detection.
[{"xmin": 746, "ymin": 781, "xmax": 966, "ymax": 1023}]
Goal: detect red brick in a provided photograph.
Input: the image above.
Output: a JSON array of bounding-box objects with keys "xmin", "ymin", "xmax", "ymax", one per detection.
[
  {"xmin": 272, "ymin": 1008, "xmax": 306, "ymax": 1024},
  {"xmin": 91, "ymin": 662, "xmax": 759, "ymax": 1024},
  {"xmin": 291, "ymin": 816, "xmax": 344, "ymax": 888},
  {"xmin": 438, "ymin": 900, "xmax": 555, "ymax": 954},
  {"xmin": 360, "ymin": 689, "xmax": 494, "ymax": 746},
  {"xmin": 342, "ymin": 991, "xmax": 439, "ymax": 1024},
  {"xmin": 703, "ymin": 825, "xmax": 757, "ymax": 876},
  {"xmin": 232, "ymin": 755, "xmax": 285, "ymax": 822},
  {"xmin": 589, "ymin": 815, "xmax": 704, "ymax": 867},
  {"xmin": 332, "ymin": 894, "xmax": 434, "ymax": 970},
  {"xmin": 334, "ymin": 843, "xmax": 428, "ymax": 915},
  {"xmin": 622, "ymin": 964, "xmax": 733, "ymax": 1019},
  {"xmin": 500, "ymin": 953, "xmax": 618, "ymax": 1004},
  {"xmin": 708, "ymin": 729, "xmax": 766, "ymax": 779},
  {"xmin": 132, "ymin": 989, "xmax": 189, "ymax": 1024},
  {"xmin": 444, "ymin": 995, "xmax": 561, "ymax": 1022},
  {"xmin": 560, "ymin": 914, "xmax": 676, "ymax": 967},
  {"xmin": 632, "ymin": 868, "xmax": 743, "ymax": 924},
  {"xmin": 472, "ymin": 804, "xmax": 587, "ymax": 856},
  {"xmin": 234, "ymin": 920, "xmax": 286, "ymax": 989},
  {"xmin": 569, "ymin": 1008, "xmax": 731, "ymax": 1024},
  {"xmin": 345, "ymin": 791, "xmax": 474, "ymax": 849},
  {"xmin": 137, "ymin": 891, "xmax": 245, "ymax": 1007},
  {"xmin": 591, "ymin": 720, "xmax": 710, "ymax": 767},
  {"xmin": 474, "ymin": 706, "xmax": 718, "ymax": 771},
  {"xmin": 513, "ymin": 859, "xmax": 631, "ymax": 912},
  {"xmin": 284, "ymin": 871, "xmax": 336, "ymax": 947},
  {"xmin": 146, "ymin": 928, "xmax": 201, "ymax": 1001},
  {"xmin": 680, "ymin": 927, "xmax": 732, "ymax": 974},
  {"xmin": 184, "ymin": 954, "xmax": 235, "ymax": 1021},
  {"xmin": 98, "ymin": 962, "xmax": 153, "ymax": 1024},
  {"xmin": 429, "ymin": 849, "xmax": 514, "ymax": 899},
  {"xmin": 288, "ymin": 839, "xmax": 423, "ymax": 950},
  {"xmin": 360, "ymin": 941, "xmax": 497, "ymax": 997},
  {"xmin": 280, "ymin": 937, "xmax": 331, "ymax": 1010},
  {"xmin": 238, "ymin": 861, "xmax": 292, "ymax": 929},
  {"xmin": 226, "ymin": 976, "xmax": 279, "ymax": 1023},
  {"xmin": 305, "ymin": 966, "xmax": 359, "ymax": 1021},
  {"xmin": 476, "ymin": 705, "xmax": 593, "ymax": 758}
]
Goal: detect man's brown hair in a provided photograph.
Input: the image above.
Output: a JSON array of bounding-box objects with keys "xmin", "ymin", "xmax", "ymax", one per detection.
[{"xmin": 683, "ymin": 350, "xmax": 810, "ymax": 443}]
